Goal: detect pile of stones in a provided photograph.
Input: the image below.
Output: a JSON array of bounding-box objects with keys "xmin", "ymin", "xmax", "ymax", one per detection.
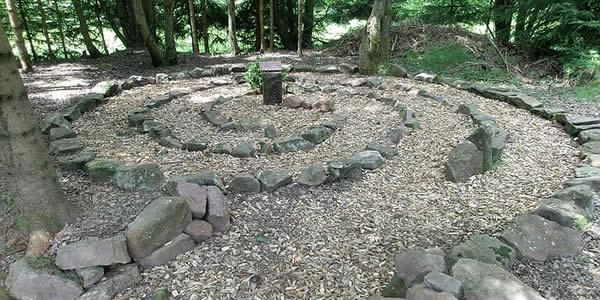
[{"xmin": 445, "ymin": 103, "xmax": 509, "ymax": 182}]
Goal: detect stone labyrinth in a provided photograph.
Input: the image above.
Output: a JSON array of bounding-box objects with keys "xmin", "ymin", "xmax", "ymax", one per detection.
[{"xmin": 9, "ymin": 61, "xmax": 598, "ymax": 299}]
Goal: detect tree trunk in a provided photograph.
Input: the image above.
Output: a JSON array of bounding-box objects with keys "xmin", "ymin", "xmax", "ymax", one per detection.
[
  {"xmin": 274, "ymin": 0, "xmax": 294, "ymax": 49},
  {"xmin": 269, "ymin": 0, "xmax": 274, "ymax": 51},
  {"xmin": 188, "ymin": 0, "xmax": 199, "ymax": 53},
  {"xmin": 493, "ymin": 0, "xmax": 513, "ymax": 46},
  {"xmin": 116, "ymin": 0, "xmax": 144, "ymax": 48},
  {"xmin": 297, "ymin": 0, "xmax": 302, "ymax": 56},
  {"xmin": 17, "ymin": 0, "xmax": 37, "ymax": 61},
  {"xmin": 52, "ymin": 0, "xmax": 69, "ymax": 58},
  {"xmin": 359, "ymin": 0, "xmax": 392, "ymax": 74},
  {"xmin": 164, "ymin": 0, "xmax": 177, "ymax": 65},
  {"xmin": 302, "ymin": 0, "xmax": 313, "ymax": 49},
  {"xmin": 259, "ymin": 0, "xmax": 265, "ymax": 53},
  {"xmin": 0, "ymin": 23, "xmax": 78, "ymax": 254},
  {"xmin": 200, "ymin": 0, "xmax": 209, "ymax": 54},
  {"xmin": 132, "ymin": 0, "xmax": 164, "ymax": 66},
  {"xmin": 144, "ymin": 0, "xmax": 157, "ymax": 38},
  {"xmin": 35, "ymin": 0, "xmax": 56, "ymax": 60},
  {"xmin": 95, "ymin": 0, "xmax": 109, "ymax": 55},
  {"xmin": 227, "ymin": 0, "xmax": 239, "ymax": 55},
  {"xmin": 72, "ymin": 0, "xmax": 103, "ymax": 58},
  {"xmin": 4, "ymin": 0, "xmax": 32, "ymax": 71}
]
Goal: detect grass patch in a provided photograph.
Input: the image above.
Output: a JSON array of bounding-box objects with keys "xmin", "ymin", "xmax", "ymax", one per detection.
[
  {"xmin": 573, "ymin": 81, "xmax": 600, "ymax": 101},
  {"xmin": 397, "ymin": 42, "xmax": 519, "ymax": 85}
]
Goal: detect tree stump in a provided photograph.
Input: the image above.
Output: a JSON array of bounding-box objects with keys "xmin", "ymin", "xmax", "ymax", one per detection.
[{"xmin": 263, "ymin": 72, "xmax": 282, "ymax": 105}]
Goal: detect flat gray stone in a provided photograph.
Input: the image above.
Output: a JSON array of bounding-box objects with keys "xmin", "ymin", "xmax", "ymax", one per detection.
[
  {"xmin": 389, "ymin": 64, "xmax": 408, "ymax": 77},
  {"xmin": 328, "ymin": 158, "xmax": 363, "ymax": 181},
  {"xmin": 231, "ymin": 142, "xmax": 255, "ymax": 158},
  {"xmin": 156, "ymin": 73, "xmax": 169, "ymax": 83},
  {"xmin": 273, "ymin": 136, "xmax": 314, "ymax": 153},
  {"xmin": 211, "ymin": 79, "xmax": 232, "ymax": 86},
  {"xmin": 406, "ymin": 284, "xmax": 457, "ymax": 300},
  {"xmin": 165, "ymin": 170, "xmax": 226, "ymax": 194},
  {"xmin": 447, "ymin": 234, "xmax": 515, "ymax": 270},
  {"xmin": 79, "ymin": 264, "xmax": 141, "ymax": 300},
  {"xmin": 339, "ymin": 63, "xmax": 359, "ymax": 74},
  {"xmin": 6, "ymin": 258, "xmax": 83, "ymax": 300},
  {"xmin": 366, "ymin": 144, "xmax": 399, "ymax": 158},
  {"xmin": 423, "ymin": 272, "xmax": 463, "ymax": 299},
  {"xmin": 183, "ymin": 139, "xmax": 208, "ymax": 151},
  {"xmin": 301, "ymin": 126, "xmax": 331, "ymax": 145},
  {"xmin": 394, "ymin": 247, "xmax": 447, "ymax": 287},
  {"xmin": 565, "ymin": 115, "xmax": 600, "ymax": 136},
  {"xmin": 91, "ymin": 80, "xmax": 120, "ymax": 97},
  {"xmin": 451, "ymin": 258, "xmax": 543, "ymax": 299},
  {"xmin": 157, "ymin": 135, "xmax": 183, "ymax": 149},
  {"xmin": 184, "ymin": 220, "xmax": 213, "ymax": 242},
  {"xmin": 175, "ymin": 182, "xmax": 207, "ymax": 218},
  {"xmin": 414, "ymin": 72, "xmax": 438, "ymax": 83},
  {"xmin": 322, "ymin": 112, "xmax": 348, "ymax": 130},
  {"xmin": 50, "ymin": 127, "xmax": 76, "ymax": 141},
  {"xmin": 41, "ymin": 112, "xmax": 72, "ymax": 134},
  {"xmin": 57, "ymin": 152, "xmax": 96, "ymax": 170},
  {"xmin": 574, "ymin": 165, "xmax": 600, "ymax": 178},
  {"xmin": 353, "ymin": 151, "xmax": 384, "ymax": 169},
  {"xmin": 112, "ymin": 163, "xmax": 165, "ymax": 192},
  {"xmin": 500, "ymin": 214, "xmax": 584, "ymax": 262},
  {"xmin": 127, "ymin": 110, "xmax": 152, "ymax": 127},
  {"xmin": 76, "ymin": 266, "xmax": 104, "ymax": 288},
  {"xmin": 264, "ymin": 124, "xmax": 278, "ymax": 139},
  {"xmin": 582, "ymin": 141, "xmax": 600, "ymax": 156},
  {"xmin": 145, "ymin": 94, "xmax": 172, "ymax": 108},
  {"xmin": 532, "ymin": 106, "xmax": 566, "ymax": 120},
  {"xmin": 445, "ymin": 140, "xmax": 483, "ymax": 183},
  {"xmin": 316, "ymin": 65, "xmax": 339, "ymax": 73},
  {"xmin": 258, "ymin": 168, "xmax": 293, "ymax": 192},
  {"xmin": 297, "ymin": 164, "xmax": 328, "ymax": 187},
  {"xmin": 389, "ymin": 126, "xmax": 411, "ymax": 144},
  {"xmin": 534, "ymin": 198, "xmax": 593, "ymax": 232},
  {"xmin": 85, "ymin": 159, "xmax": 123, "ymax": 182},
  {"xmin": 139, "ymin": 233, "xmax": 195, "ymax": 267},
  {"xmin": 578, "ymin": 129, "xmax": 600, "ymax": 144},
  {"xmin": 49, "ymin": 138, "xmax": 83, "ymax": 156},
  {"xmin": 229, "ymin": 173, "xmax": 261, "ymax": 194},
  {"xmin": 563, "ymin": 177, "xmax": 600, "ymax": 195},
  {"xmin": 205, "ymin": 186, "xmax": 230, "ymax": 232},
  {"xmin": 126, "ymin": 197, "xmax": 192, "ymax": 260},
  {"xmin": 56, "ymin": 235, "xmax": 130, "ymax": 270}
]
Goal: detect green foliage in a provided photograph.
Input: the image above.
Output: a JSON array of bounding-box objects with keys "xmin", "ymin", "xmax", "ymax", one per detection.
[
  {"xmin": 0, "ymin": 191, "xmax": 13, "ymax": 208},
  {"xmin": 244, "ymin": 59, "xmax": 264, "ymax": 92},
  {"xmin": 15, "ymin": 216, "xmax": 29, "ymax": 232}
]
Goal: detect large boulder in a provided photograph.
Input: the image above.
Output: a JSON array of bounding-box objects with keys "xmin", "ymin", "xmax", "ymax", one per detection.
[
  {"xmin": 500, "ymin": 214, "xmax": 584, "ymax": 262},
  {"xmin": 79, "ymin": 264, "xmax": 141, "ymax": 300},
  {"xmin": 451, "ymin": 258, "xmax": 544, "ymax": 300},
  {"xmin": 229, "ymin": 173, "xmax": 261, "ymax": 194},
  {"xmin": 423, "ymin": 272, "xmax": 463, "ymax": 299},
  {"xmin": 394, "ymin": 246, "xmax": 447, "ymax": 288},
  {"xmin": 446, "ymin": 234, "xmax": 515, "ymax": 270},
  {"xmin": 297, "ymin": 164, "xmax": 328, "ymax": 187},
  {"xmin": 552, "ymin": 184, "xmax": 595, "ymax": 211},
  {"xmin": 445, "ymin": 140, "xmax": 483, "ymax": 182},
  {"xmin": 6, "ymin": 258, "xmax": 83, "ymax": 300},
  {"xmin": 112, "ymin": 163, "xmax": 165, "ymax": 192},
  {"xmin": 138, "ymin": 234, "xmax": 195, "ymax": 267},
  {"xmin": 126, "ymin": 197, "xmax": 192, "ymax": 260},
  {"xmin": 55, "ymin": 235, "xmax": 131, "ymax": 270},
  {"xmin": 205, "ymin": 186, "xmax": 230, "ymax": 232},
  {"xmin": 165, "ymin": 170, "xmax": 226, "ymax": 194},
  {"xmin": 76, "ymin": 267, "xmax": 104, "ymax": 288},
  {"xmin": 258, "ymin": 168, "xmax": 293, "ymax": 192}
]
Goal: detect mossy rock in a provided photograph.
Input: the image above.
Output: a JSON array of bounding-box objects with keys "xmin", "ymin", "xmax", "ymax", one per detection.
[{"xmin": 382, "ymin": 274, "xmax": 406, "ymax": 297}]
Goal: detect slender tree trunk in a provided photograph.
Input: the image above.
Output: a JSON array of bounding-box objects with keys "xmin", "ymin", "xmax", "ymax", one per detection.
[
  {"xmin": 227, "ymin": 0, "xmax": 239, "ymax": 55},
  {"xmin": 72, "ymin": 0, "xmax": 103, "ymax": 58},
  {"xmin": 35, "ymin": 0, "xmax": 56, "ymax": 60},
  {"xmin": 116, "ymin": 0, "xmax": 143, "ymax": 48},
  {"xmin": 4, "ymin": 0, "xmax": 32, "ymax": 71},
  {"xmin": 52, "ymin": 0, "xmax": 69, "ymax": 58},
  {"xmin": 297, "ymin": 0, "xmax": 302, "ymax": 56},
  {"xmin": 132, "ymin": 0, "xmax": 164, "ymax": 66},
  {"xmin": 189, "ymin": 0, "xmax": 199, "ymax": 53},
  {"xmin": 200, "ymin": 0, "xmax": 209, "ymax": 54},
  {"xmin": 144, "ymin": 0, "xmax": 156, "ymax": 38},
  {"xmin": 515, "ymin": 0, "xmax": 528, "ymax": 45},
  {"xmin": 269, "ymin": 0, "xmax": 274, "ymax": 50},
  {"xmin": 17, "ymin": 0, "xmax": 37, "ymax": 61},
  {"xmin": 493, "ymin": 0, "xmax": 513, "ymax": 46},
  {"xmin": 0, "ymin": 23, "xmax": 78, "ymax": 256},
  {"xmin": 164, "ymin": 0, "xmax": 177, "ymax": 65},
  {"xmin": 302, "ymin": 0, "xmax": 314, "ymax": 49},
  {"xmin": 273, "ymin": 0, "xmax": 294, "ymax": 49},
  {"xmin": 359, "ymin": 0, "xmax": 392, "ymax": 74},
  {"xmin": 259, "ymin": 0, "xmax": 265, "ymax": 53},
  {"xmin": 95, "ymin": 0, "xmax": 109, "ymax": 55}
]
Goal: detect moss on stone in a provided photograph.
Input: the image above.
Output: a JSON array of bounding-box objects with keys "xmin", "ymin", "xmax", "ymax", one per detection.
[{"xmin": 382, "ymin": 274, "xmax": 406, "ymax": 297}]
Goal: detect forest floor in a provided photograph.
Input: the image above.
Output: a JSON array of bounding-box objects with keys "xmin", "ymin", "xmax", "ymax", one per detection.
[{"xmin": 0, "ymin": 50, "xmax": 599, "ymax": 299}]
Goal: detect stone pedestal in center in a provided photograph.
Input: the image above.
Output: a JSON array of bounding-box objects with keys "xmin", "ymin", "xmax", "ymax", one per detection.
[{"xmin": 263, "ymin": 72, "xmax": 282, "ymax": 105}]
